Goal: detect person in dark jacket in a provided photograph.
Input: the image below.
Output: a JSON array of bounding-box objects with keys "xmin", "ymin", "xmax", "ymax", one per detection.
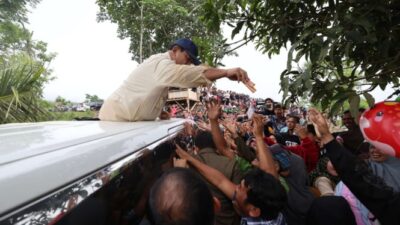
[{"xmin": 309, "ymin": 108, "xmax": 400, "ymax": 225}]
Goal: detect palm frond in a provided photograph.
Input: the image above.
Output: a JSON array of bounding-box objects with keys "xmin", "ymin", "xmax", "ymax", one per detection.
[{"xmin": 0, "ymin": 55, "xmax": 51, "ymax": 124}]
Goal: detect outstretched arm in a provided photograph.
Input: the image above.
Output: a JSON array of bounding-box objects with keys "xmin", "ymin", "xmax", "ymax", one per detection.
[
  {"xmin": 253, "ymin": 115, "xmax": 279, "ymax": 178},
  {"xmin": 203, "ymin": 67, "xmax": 249, "ymax": 83},
  {"xmin": 207, "ymin": 101, "xmax": 235, "ymax": 159},
  {"xmin": 176, "ymin": 145, "xmax": 236, "ymax": 199}
]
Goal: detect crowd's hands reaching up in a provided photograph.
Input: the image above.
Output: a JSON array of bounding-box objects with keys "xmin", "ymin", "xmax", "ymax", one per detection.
[
  {"xmin": 197, "ymin": 121, "xmax": 211, "ymax": 131},
  {"xmin": 221, "ymin": 119, "xmax": 239, "ymax": 139},
  {"xmin": 308, "ymin": 108, "xmax": 334, "ymax": 144},
  {"xmin": 251, "ymin": 114, "xmax": 278, "ymax": 178},
  {"xmin": 252, "ymin": 114, "xmax": 265, "ymax": 137},
  {"xmin": 207, "ymin": 100, "xmax": 222, "ymax": 121},
  {"xmin": 206, "ymin": 99, "xmax": 236, "ymax": 159},
  {"xmin": 175, "ymin": 143, "xmax": 197, "ymax": 163},
  {"xmin": 174, "ymin": 144, "xmax": 191, "ymax": 168}
]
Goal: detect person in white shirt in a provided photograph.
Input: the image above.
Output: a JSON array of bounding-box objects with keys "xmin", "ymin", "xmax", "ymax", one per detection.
[{"xmin": 99, "ymin": 38, "xmax": 253, "ymax": 122}]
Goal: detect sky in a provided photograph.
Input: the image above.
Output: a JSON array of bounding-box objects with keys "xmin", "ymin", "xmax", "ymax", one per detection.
[{"xmin": 27, "ymin": 0, "xmax": 393, "ymax": 103}]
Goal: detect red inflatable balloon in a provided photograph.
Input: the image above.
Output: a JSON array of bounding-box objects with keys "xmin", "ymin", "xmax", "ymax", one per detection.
[{"xmin": 360, "ymin": 101, "xmax": 400, "ymax": 157}]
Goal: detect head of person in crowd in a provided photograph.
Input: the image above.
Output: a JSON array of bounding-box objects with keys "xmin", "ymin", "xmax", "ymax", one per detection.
[
  {"xmin": 169, "ymin": 38, "xmax": 201, "ymax": 65},
  {"xmin": 233, "ymin": 168, "xmax": 287, "ymax": 220},
  {"xmin": 283, "ymin": 106, "xmax": 289, "ymax": 116},
  {"xmin": 252, "ymin": 144, "xmax": 291, "ymax": 176},
  {"xmin": 356, "ymin": 141, "xmax": 371, "ymax": 159},
  {"xmin": 306, "ymin": 196, "xmax": 356, "ymax": 225},
  {"xmin": 194, "ymin": 131, "xmax": 217, "ymax": 151},
  {"xmin": 286, "ymin": 114, "xmax": 300, "ymax": 134},
  {"xmin": 369, "ymin": 144, "xmax": 389, "ymax": 163},
  {"xmin": 250, "ymin": 144, "xmax": 290, "ymax": 177},
  {"xmin": 342, "ymin": 110, "xmax": 358, "ymax": 130},
  {"xmin": 274, "ymin": 104, "xmax": 284, "ymax": 118},
  {"xmin": 368, "ymin": 142, "xmax": 400, "ymax": 192},
  {"xmin": 194, "ymin": 111, "xmax": 204, "ymax": 121},
  {"xmin": 265, "ymin": 98, "xmax": 274, "ymax": 111},
  {"xmin": 159, "ymin": 111, "xmax": 171, "ymax": 120},
  {"xmin": 149, "ymin": 168, "xmax": 216, "ymax": 225},
  {"xmin": 182, "ymin": 110, "xmax": 189, "ymax": 118},
  {"xmin": 306, "ymin": 124, "xmax": 318, "ymax": 142},
  {"xmin": 270, "ymin": 144, "xmax": 291, "ymax": 176}
]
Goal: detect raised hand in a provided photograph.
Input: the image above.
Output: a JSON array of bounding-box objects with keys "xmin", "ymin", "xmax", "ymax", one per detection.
[
  {"xmin": 173, "ymin": 157, "xmax": 188, "ymax": 168},
  {"xmin": 207, "ymin": 100, "xmax": 221, "ymax": 121},
  {"xmin": 308, "ymin": 108, "xmax": 334, "ymax": 143},
  {"xmin": 252, "ymin": 114, "xmax": 264, "ymax": 137},
  {"xmin": 197, "ymin": 121, "xmax": 211, "ymax": 131},
  {"xmin": 308, "ymin": 108, "xmax": 330, "ymax": 136},
  {"xmin": 175, "ymin": 144, "xmax": 192, "ymax": 161},
  {"xmin": 221, "ymin": 120, "xmax": 237, "ymax": 135}
]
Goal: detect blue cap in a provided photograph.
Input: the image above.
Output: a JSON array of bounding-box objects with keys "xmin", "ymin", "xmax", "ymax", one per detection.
[
  {"xmin": 269, "ymin": 144, "xmax": 291, "ymax": 171},
  {"xmin": 171, "ymin": 38, "xmax": 201, "ymax": 65}
]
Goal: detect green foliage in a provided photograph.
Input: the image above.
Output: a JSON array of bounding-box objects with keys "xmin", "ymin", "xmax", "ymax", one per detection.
[
  {"xmin": 96, "ymin": 0, "xmax": 233, "ymax": 66},
  {"xmin": 84, "ymin": 94, "xmax": 103, "ymax": 103},
  {"xmin": 0, "ymin": 54, "xmax": 51, "ymax": 123},
  {"xmin": 0, "ymin": 0, "xmax": 54, "ymax": 63},
  {"xmin": 0, "ymin": 0, "xmax": 56, "ymax": 124},
  {"xmin": 201, "ymin": 0, "xmax": 400, "ymax": 114},
  {"xmin": 0, "ymin": 0, "xmax": 41, "ymax": 23}
]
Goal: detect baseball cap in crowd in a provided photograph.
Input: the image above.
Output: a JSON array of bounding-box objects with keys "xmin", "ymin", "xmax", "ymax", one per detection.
[
  {"xmin": 269, "ymin": 144, "xmax": 291, "ymax": 171},
  {"xmin": 170, "ymin": 38, "xmax": 201, "ymax": 65}
]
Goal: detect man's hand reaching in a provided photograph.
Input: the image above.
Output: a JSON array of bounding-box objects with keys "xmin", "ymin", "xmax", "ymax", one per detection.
[
  {"xmin": 308, "ymin": 108, "xmax": 334, "ymax": 144},
  {"xmin": 226, "ymin": 68, "xmax": 256, "ymax": 93},
  {"xmin": 226, "ymin": 68, "xmax": 249, "ymax": 82}
]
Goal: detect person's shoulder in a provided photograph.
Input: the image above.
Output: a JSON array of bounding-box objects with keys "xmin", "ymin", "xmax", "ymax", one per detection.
[
  {"xmin": 199, "ymin": 148, "xmax": 235, "ymax": 163},
  {"xmin": 143, "ymin": 52, "xmax": 171, "ymax": 64}
]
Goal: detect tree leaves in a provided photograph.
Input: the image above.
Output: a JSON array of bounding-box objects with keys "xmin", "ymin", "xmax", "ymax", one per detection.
[
  {"xmin": 231, "ymin": 21, "xmax": 244, "ymax": 39},
  {"xmin": 0, "ymin": 54, "xmax": 50, "ymax": 123},
  {"xmin": 363, "ymin": 92, "xmax": 375, "ymax": 108},
  {"xmin": 349, "ymin": 94, "xmax": 360, "ymax": 122},
  {"xmin": 96, "ymin": 0, "xmax": 229, "ymax": 66},
  {"xmin": 200, "ymin": 0, "xmax": 399, "ymax": 113},
  {"xmin": 0, "ymin": 1, "xmax": 55, "ymax": 123}
]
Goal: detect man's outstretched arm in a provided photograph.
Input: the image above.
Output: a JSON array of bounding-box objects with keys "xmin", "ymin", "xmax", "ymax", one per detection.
[{"xmin": 203, "ymin": 67, "xmax": 250, "ymax": 83}]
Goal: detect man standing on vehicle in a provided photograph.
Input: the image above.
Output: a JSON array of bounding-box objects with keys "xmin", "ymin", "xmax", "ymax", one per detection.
[{"xmin": 99, "ymin": 38, "xmax": 254, "ymax": 122}]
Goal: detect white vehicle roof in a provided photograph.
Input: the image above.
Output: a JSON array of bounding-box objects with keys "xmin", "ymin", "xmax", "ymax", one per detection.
[{"xmin": 0, "ymin": 119, "xmax": 184, "ymax": 215}]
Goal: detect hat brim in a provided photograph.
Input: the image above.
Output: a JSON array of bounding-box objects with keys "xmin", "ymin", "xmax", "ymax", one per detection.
[{"xmin": 185, "ymin": 51, "xmax": 201, "ymax": 65}]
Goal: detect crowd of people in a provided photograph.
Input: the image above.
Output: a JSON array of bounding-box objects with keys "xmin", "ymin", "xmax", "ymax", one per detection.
[
  {"xmin": 148, "ymin": 88, "xmax": 400, "ymax": 225},
  {"xmin": 98, "ymin": 38, "xmax": 399, "ymax": 225}
]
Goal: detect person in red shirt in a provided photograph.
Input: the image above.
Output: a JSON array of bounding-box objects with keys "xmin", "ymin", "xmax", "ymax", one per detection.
[{"xmin": 284, "ymin": 124, "xmax": 320, "ymax": 173}]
